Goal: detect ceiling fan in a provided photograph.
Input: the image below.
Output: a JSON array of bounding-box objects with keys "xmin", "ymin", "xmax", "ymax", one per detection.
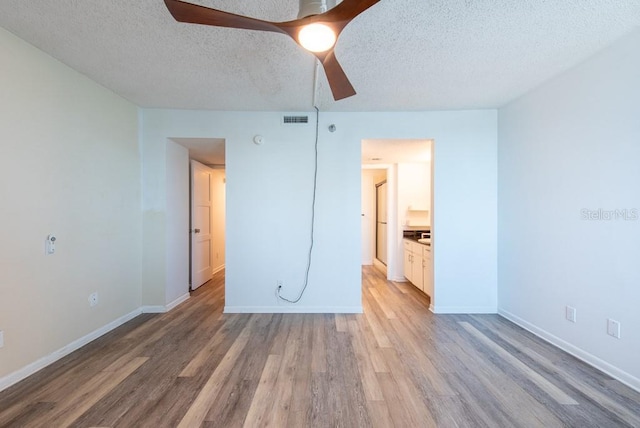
[{"xmin": 163, "ymin": 0, "xmax": 380, "ymax": 100}]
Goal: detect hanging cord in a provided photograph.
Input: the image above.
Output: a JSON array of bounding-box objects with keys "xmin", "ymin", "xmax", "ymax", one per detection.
[{"xmin": 277, "ymin": 106, "xmax": 320, "ymax": 303}]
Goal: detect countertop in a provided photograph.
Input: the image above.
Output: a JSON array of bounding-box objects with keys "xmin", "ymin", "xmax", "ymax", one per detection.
[{"xmin": 404, "ymin": 237, "xmax": 431, "ymax": 246}]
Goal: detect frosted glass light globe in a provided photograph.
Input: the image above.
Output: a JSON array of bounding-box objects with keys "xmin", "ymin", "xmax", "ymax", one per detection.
[{"xmin": 298, "ymin": 23, "xmax": 336, "ymax": 53}]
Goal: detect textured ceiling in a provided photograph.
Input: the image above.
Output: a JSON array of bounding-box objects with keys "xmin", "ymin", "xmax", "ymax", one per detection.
[{"xmin": 1, "ymin": 1, "xmax": 639, "ymax": 111}]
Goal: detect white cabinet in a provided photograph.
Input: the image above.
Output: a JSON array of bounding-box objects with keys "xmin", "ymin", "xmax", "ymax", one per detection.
[
  {"xmin": 412, "ymin": 247, "xmax": 424, "ymax": 291},
  {"xmin": 422, "ymin": 245, "xmax": 433, "ymax": 298},
  {"xmin": 403, "ymin": 239, "xmax": 425, "ymax": 292},
  {"xmin": 403, "ymin": 241, "xmax": 414, "ymax": 284},
  {"xmin": 403, "ymin": 239, "xmax": 433, "ymax": 297}
]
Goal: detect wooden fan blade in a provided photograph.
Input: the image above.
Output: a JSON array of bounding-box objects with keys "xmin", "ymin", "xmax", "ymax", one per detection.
[
  {"xmin": 316, "ymin": 51, "xmax": 356, "ymax": 100},
  {"xmin": 163, "ymin": 0, "xmax": 379, "ymax": 101},
  {"xmin": 164, "ymin": 0, "xmax": 285, "ymax": 35}
]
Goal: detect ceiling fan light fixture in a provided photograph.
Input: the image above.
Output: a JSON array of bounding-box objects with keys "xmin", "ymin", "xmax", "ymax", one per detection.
[
  {"xmin": 298, "ymin": 0, "xmax": 337, "ymax": 19},
  {"xmin": 163, "ymin": 0, "xmax": 382, "ymax": 100},
  {"xmin": 298, "ymin": 23, "xmax": 336, "ymax": 52}
]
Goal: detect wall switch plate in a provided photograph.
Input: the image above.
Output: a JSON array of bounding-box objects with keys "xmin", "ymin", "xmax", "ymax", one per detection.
[
  {"xmin": 607, "ymin": 319, "xmax": 621, "ymax": 339},
  {"xmin": 46, "ymin": 234, "xmax": 57, "ymax": 255},
  {"xmin": 565, "ymin": 306, "xmax": 577, "ymax": 323},
  {"xmin": 0, "ymin": 330, "xmax": 4, "ymax": 348},
  {"xmin": 89, "ymin": 292, "xmax": 99, "ymax": 307}
]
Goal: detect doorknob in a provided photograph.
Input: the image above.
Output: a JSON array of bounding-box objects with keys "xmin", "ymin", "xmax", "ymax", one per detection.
[{"xmin": 194, "ymin": 228, "xmax": 201, "ymax": 234}]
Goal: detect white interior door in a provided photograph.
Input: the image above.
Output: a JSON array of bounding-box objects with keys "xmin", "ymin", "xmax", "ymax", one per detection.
[{"xmin": 191, "ymin": 160, "xmax": 213, "ymax": 289}]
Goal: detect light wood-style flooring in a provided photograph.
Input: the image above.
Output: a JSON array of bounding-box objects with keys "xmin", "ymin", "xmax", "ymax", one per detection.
[{"xmin": 1, "ymin": 266, "xmax": 639, "ymax": 427}]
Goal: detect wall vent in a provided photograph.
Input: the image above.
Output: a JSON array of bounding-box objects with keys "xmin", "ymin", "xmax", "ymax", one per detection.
[{"xmin": 283, "ymin": 115, "xmax": 309, "ymax": 124}]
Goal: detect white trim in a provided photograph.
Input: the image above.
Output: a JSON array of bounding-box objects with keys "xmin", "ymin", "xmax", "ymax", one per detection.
[
  {"xmin": 224, "ymin": 306, "xmax": 363, "ymax": 314},
  {"xmin": 431, "ymin": 305, "xmax": 497, "ymax": 314},
  {"xmin": 499, "ymin": 309, "xmax": 640, "ymax": 393},
  {"xmin": 212, "ymin": 264, "xmax": 225, "ymax": 275},
  {"xmin": 166, "ymin": 293, "xmax": 190, "ymax": 311},
  {"xmin": 0, "ymin": 308, "xmax": 141, "ymax": 392},
  {"xmin": 142, "ymin": 292, "xmax": 190, "ymax": 314},
  {"xmin": 141, "ymin": 305, "xmax": 168, "ymax": 314},
  {"xmin": 372, "ymin": 258, "xmax": 386, "ymax": 273}
]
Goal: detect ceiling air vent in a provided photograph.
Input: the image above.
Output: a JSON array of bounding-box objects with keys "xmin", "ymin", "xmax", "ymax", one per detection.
[{"xmin": 283, "ymin": 115, "xmax": 309, "ymax": 124}]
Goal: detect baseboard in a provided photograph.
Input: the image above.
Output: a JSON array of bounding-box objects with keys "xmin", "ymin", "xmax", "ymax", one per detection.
[
  {"xmin": 0, "ymin": 308, "xmax": 142, "ymax": 393},
  {"xmin": 212, "ymin": 264, "xmax": 225, "ymax": 275},
  {"xmin": 431, "ymin": 305, "xmax": 497, "ymax": 314},
  {"xmin": 372, "ymin": 259, "xmax": 387, "ymax": 276},
  {"xmin": 141, "ymin": 305, "xmax": 167, "ymax": 314},
  {"xmin": 166, "ymin": 293, "xmax": 190, "ymax": 311},
  {"xmin": 224, "ymin": 306, "xmax": 363, "ymax": 314},
  {"xmin": 141, "ymin": 292, "xmax": 190, "ymax": 314},
  {"xmin": 499, "ymin": 309, "xmax": 640, "ymax": 393}
]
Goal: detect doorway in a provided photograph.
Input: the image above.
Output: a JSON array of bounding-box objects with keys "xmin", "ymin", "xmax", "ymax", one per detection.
[
  {"xmin": 190, "ymin": 161, "xmax": 226, "ymax": 289},
  {"xmin": 171, "ymin": 138, "xmax": 226, "ymax": 292},
  {"xmin": 361, "ymin": 139, "xmax": 433, "ymax": 288}
]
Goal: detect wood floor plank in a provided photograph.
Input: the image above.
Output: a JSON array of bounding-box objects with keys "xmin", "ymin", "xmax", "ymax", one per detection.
[
  {"xmin": 1, "ymin": 266, "xmax": 638, "ymax": 427},
  {"xmin": 177, "ymin": 318, "xmax": 254, "ymax": 428},
  {"xmin": 311, "ymin": 314, "xmax": 328, "ymax": 373},
  {"xmin": 449, "ymin": 323, "xmax": 567, "ymax": 427},
  {"xmin": 323, "ymin": 316, "xmax": 373, "ymax": 428},
  {"xmin": 469, "ymin": 314, "xmax": 640, "ymax": 426},
  {"xmin": 178, "ymin": 317, "xmax": 232, "ymax": 377},
  {"xmin": 334, "ymin": 313, "xmax": 348, "ymax": 332},
  {"xmin": 242, "ymin": 354, "xmax": 281, "ymax": 427},
  {"xmin": 347, "ymin": 319, "xmax": 385, "ymax": 401},
  {"xmin": 379, "ymin": 347, "xmax": 438, "ymax": 426},
  {"xmin": 29, "ymin": 356, "xmax": 148, "ymax": 428},
  {"xmin": 377, "ymin": 371, "xmax": 436, "ymax": 427},
  {"xmin": 202, "ymin": 314, "xmax": 283, "ymax": 426},
  {"xmin": 285, "ymin": 316, "xmax": 314, "ymax": 428},
  {"xmin": 355, "ymin": 313, "xmax": 390, "ymax": 373},
  {"xmin": 264, "ymin": 315, "xmax": 304, "ymax": 427},
  {"xmin": 459, "ymin": 321, "xmax": 579, "ymax": 406},
  {"xmin": 368, "ymin": 288, "xmax": 397, "ymax": 319},
  {"xmin": 365, "ymin": 399, "xmax": 395, "ymax": 428},
  {"xmin": 362, "ymin": 306, "xmax": 392, "ymax": 348}
]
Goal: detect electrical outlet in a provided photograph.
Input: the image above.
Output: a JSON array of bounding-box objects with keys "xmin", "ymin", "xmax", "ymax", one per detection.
[
  {"xmin": 0, "ymin": 330, "xmax": 4, "ymax": 348},
  {"xmin": 88, "ymin": 292, "xmax": 99, "ymax": 307},
  {"xmin": 565, "ymin": 306, "xmax": 577, "ymax": 323},
  {"xmin": 607, "ymin": 319, "xmax": 621, "ymax": 339}
]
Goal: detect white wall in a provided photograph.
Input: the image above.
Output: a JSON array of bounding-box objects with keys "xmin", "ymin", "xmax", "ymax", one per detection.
[
  {"xmin": 498, "ymin": 29, "xmax": 640, "ymax": 388},
  {"xmin": 141, "ymin": 109, "xmax": 498, "ymax": 314},
  {"xmin": 0, "ymin": 28, "xmax": 141, "ymax": 381},
  {"xmin": 165, "ymin": 140, "xmax": 189, "ymax": 306},
  {"xmin": 398, "ymin": 162, "xmax": 431, "ymax": 227}
]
